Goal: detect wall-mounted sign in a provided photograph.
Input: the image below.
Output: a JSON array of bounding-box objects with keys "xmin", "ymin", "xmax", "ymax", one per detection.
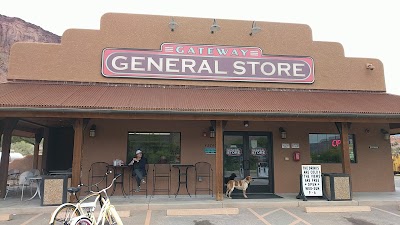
[
  {"xmin": 226, "ymin": 148, "xmax": 242, "ymax": 156},
  {"xmin": 332, "ymin": 139, "xmax": 341, "ymax": 147},
  {"xmin": 291, "ymin": 143, "xmax": 300, "ymax": 149},
  {"xmin": 102, "ymin": 43, "xmax": 314, "ymax": 83},
  {"xmin": 251, "ymin": 148, "xmax": 266, "ymax": 156},
  {"xmin": 204, "ymin": 147, "xmax": 216, "ymax": 154},
  {"xmin": 301, "ymin": 165, "xmax": 322, "ymax": 197},
  {"xmin": 282, "ymin": 143, "xmax": 291, "ymax": 149},
  {"xmin": 332, "ymin": 139, "xmax": 353, "ymax": 148}
]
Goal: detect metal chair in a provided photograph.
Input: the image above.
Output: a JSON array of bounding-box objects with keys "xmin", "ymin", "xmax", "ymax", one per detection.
[
  {"xmin": 88, "ymin": 162, "xmax": 109, "ymax": 192},
  {"xmin": 19, "ymin": 170, "xmax": 34, "ymax": 200},
  {"xmin": 194, "ymin": 162, "xmax": 213, "ymax": 196},
  {"xmin": 7, "ymin": 169, "xmax": 20, "ymax": 185},
  {"xmin": 130, "ymin": 164, "xmax": 149, "ymax": 197},
  {"xmin": 4, "ymin": 169, "xmax": 20, "ymax": 199},
  {"xmin": 152, "ymin": 164, "xmax": 171, "ymax": 197}
]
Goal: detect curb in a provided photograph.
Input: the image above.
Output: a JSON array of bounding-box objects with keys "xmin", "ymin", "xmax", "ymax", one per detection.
[{"xmin": 1, "ymin": 200, "xmax": 399, "ymax": 215}]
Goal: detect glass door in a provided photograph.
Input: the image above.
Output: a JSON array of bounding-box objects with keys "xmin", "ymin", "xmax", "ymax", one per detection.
[{"xmin": 223, "ymin": 132, "xmax": 272, "ymax": 194}]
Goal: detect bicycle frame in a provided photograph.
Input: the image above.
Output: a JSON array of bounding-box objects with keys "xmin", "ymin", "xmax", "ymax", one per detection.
[{"xmin": 49, "ymin": 173, "xmax": 123, "ymax": 225}]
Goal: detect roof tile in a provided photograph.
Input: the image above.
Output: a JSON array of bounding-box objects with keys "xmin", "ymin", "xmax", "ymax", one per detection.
[{"xmin": 1, "ymin": 83, "xmax": 400, "ymax": 116}]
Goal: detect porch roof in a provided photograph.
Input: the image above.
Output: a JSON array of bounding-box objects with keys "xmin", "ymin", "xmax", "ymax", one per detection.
[{"xmin": 1, "ymin": 82, "xmax": 400, "ymax": 118}]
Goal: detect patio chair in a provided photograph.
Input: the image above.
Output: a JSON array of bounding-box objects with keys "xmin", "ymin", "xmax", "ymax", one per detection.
[
  {"xmin": 20, "ymin": 170, "xmax": 35, "ymax": 200},
  {"xmin": 88, "ymin": 162, "xmax": 109, "ymax": 192},
  {"xmin": 194, "ymin": 162, "xmax": 213, "ymax": 196},
  {"xmin": 5, "ymin": 170, "xmax": 35, "ymax": 201},
  {"xmin": 7, "ymin": 169, "xmax": 20, "ymax": 185},
  {"xmin": 4, "ymin": 169, "xmax": 21, "ymax": 199},
  {"xmin": 152, "ymin": 164, "xmax": 171, "ymax": 197}
]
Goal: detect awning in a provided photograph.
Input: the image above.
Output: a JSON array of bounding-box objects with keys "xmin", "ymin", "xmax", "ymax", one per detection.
[{"xmin": 1, "ymin": 82, "xmax": 400, "ymax": 118}]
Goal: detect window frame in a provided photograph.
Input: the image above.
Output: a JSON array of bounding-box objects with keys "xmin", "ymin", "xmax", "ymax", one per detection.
[
  {"xmin": 127, "ymin": 131, "xmax": 182, "ymax": 164},
  {"xmin": 309, "ymin": 133, "xmax": 357, "ymax": 164}
]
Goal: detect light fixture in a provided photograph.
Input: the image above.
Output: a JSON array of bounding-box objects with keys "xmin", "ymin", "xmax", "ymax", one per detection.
[
  {"xmin": 244, "ymin": 121, "xmax": 249, "ymax": 127},
  {"xmin": 209, "ymin": 126, "xmax": 215, "ymax": 138},
  {"xmin": 169, "ymin": 17, "xmax": 178, "ymax": 31},
  {"xmin": 279, "ymin": 127, "xmax": 287, "ymax": 139},
  {"xmin": 249, "ymin": 21, "xmax": 261, "ymax": 36},
  {"xmin": 89, "ymin": 124, "xmax": 96, "ymax": 137},
  {"xmin": 380, "ymin": 129, "xmax": 390, "ymax": 140},
  {"xmin": 202, "ymin": 131, "xmax": 207, "ymax": 137},
  {"xmin": 366, "ymin": 63, "xmax": 375, "ymax": 70},
  {"xmin": 210, "ymin": 19, "xmax": 220, "ymax": 34}
]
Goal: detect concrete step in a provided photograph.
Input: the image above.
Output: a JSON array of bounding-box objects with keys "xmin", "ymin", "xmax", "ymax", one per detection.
[
  {"xmin": 167, "ymin": 208, "xmax": 239, "ymax": 216},
  {"xmin": 305, "ymin": 206, "xmax": 371, "ymax": 213}
]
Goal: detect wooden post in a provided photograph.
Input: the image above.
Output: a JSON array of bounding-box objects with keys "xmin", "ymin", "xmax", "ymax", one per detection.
[
  {"xmin": 0, "ymin": 121, "xmax": 3, "ymax": 150},
  {"xmin": 0, "ymin": 119, "xmax": 18, "ymax": 198},
  {"xmin": 33, "ymin": 130, "xmax": 43, "ymax": 170},
  {"xmin": 41, "ymin": 128, "xmax": 49, "ymax": 172},
  {"xmin": 340, "ymin": 122, "xmax": 351, "ymax": 174},
  {"xmin": 71, "ymin": 119, "xmax": 83, "ymax": 201},
  {"xmin": 215, "ymin": 120, "xmax": 223, "ymax": 201}
]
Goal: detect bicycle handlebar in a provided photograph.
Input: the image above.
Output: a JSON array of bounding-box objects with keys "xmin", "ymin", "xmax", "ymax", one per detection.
[
  {"xmin": 73, "ymin": 170, "xmax": 113, "ymax": 190},
  {"xmin": 89, "ymin": 173, "xmax": 122, "ymax": 195}
]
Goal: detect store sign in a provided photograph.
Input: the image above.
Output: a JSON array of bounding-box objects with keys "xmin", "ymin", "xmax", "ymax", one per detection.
[
  {"xmin": 102, "ymin": 43, "xmax": 314, "ymax": 83},
  {"xmin": 251, "ymin": 148, "xmax": 266, "ymax": 156},
  {"xmin": 226, "ymin": 148, "xmax": 242, "ymax": 156},
  {"xmin": 301, "ymin": 165, "xmax": 322, "ymax": 196}
]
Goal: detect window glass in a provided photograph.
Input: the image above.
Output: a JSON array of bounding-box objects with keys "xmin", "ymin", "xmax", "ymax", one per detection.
[
  {"xmin": 309, "ymin": 133, "xmax": 356, "ymax": 163},
  {"xmin": 127, "ymin": 132, "xmax": 181, "ymax": 164}
]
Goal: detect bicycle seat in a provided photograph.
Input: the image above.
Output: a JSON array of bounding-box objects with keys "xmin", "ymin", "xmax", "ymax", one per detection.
[{"xmin": 67, "ymin": 187, "xmax": 81, "ymax": 194}]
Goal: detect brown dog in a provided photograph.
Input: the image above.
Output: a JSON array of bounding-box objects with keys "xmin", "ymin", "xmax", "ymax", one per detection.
[{"xmin": 225, "ymin": 176, "xmax": 253, "ymax": 198}]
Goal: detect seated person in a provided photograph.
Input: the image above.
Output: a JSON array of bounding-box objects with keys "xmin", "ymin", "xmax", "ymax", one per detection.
[{"xmin": 128, "ymin": 149, "xmax": 147, "ymax": 192}]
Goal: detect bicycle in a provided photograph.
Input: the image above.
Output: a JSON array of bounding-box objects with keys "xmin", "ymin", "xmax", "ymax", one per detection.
[{"xmin": 49, "ymin": 171, "xmax": 123, "ymax": 225}]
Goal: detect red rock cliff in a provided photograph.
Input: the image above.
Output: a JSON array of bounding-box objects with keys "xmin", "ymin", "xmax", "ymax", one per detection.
[{"xmin": 0, "ymin": 14, "xmax": 61, "ymax": 82}]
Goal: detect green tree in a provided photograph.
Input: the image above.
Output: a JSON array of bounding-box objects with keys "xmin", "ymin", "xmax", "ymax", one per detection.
[
  {"xmin": 11, "ymin": 141, "xmax": 34, "ymax": 156},
  {"xmin": 12, "ymin": 136, "xmax": 35, "ymax": 145}
]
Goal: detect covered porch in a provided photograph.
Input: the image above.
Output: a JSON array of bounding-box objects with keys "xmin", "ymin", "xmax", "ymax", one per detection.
[{"xmin": 1, "ymin": 82, "xmax": 400, "ymax": 202}]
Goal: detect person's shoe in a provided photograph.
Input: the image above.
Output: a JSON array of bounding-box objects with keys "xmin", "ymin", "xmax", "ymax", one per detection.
[
  {"xmin": 141, "ymin": 179, "xmax": 146, "ymax": 184},
  {"xmin": 135, "ymin": 186, "xmax": 141, "ymax": 192}
]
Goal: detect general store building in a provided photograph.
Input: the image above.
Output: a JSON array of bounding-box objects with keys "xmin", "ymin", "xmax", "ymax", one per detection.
[{"xmin": 1, "ymin": 13, "xmax": 400, "ymax": 200}]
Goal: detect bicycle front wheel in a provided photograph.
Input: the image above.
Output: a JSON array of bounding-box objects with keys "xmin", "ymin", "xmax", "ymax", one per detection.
[
  {"xmin": 106, "ymin": 206, "xmax": 123, "ymax": 225},
  {"xmin": 71, "ymin": 217, "xmax": 93, "ymax": 225},
  {"xmin": 51, "ymin": 204, "xmax": 81, "ymax": 225}
]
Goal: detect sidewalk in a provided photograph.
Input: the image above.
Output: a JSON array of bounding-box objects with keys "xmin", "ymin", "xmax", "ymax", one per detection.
[{"xmin": 2, "ymin": 191, "xmax": 400, "ymax": 215}]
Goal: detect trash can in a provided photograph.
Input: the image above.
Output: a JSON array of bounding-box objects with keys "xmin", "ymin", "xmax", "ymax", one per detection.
[
  {"xmin": 40, "ymin": 175, "xmax": 68, "ymax": 206},
  {"xmin": 322, "ymin": 173, "xmax": 352, "ymax": 201}
]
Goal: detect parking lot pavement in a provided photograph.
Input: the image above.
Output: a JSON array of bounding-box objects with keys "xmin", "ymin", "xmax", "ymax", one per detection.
[{"xmin": 7, "ymin": 205, "xmax": 400, "ymax": 225}]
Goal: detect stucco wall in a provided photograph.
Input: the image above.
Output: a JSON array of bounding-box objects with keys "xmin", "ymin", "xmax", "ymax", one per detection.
[
  {"xmin": 81, "ymin": 119, "xmax": 394, "ymax": 195},
  {"xmin": 81, "ymin": 119, "xmax": 216, "ymax": 195},
  {"xmin": 8, "ymin": 13, "xmax": 385, "ymax": 92}
]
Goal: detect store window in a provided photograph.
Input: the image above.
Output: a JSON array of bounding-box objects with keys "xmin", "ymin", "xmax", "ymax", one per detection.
[
  {"xmin": 127, "ymin": 132, "xmax": 181, "ymax": 164},
  {"xmin": 309, "ymin": 134, "xmax": 356, "ymax": 163}
]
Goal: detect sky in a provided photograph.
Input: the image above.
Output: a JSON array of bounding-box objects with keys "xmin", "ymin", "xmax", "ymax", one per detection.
[{"xmin": 1, "ymin": 0, "xmax": 399, "ymax": 95}]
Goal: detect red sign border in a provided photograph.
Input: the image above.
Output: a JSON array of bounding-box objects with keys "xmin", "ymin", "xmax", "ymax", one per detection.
[{"xmin": 101, "ymin": 43, "xmax": 315, "ymax": 84}]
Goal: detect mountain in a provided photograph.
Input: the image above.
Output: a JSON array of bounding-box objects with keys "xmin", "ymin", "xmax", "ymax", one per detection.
[{"xmin": 0, "ymin": 14, "xmax": 61, "ymax": 82}]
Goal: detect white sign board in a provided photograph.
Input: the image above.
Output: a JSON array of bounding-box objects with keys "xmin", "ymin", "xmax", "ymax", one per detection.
[
  {"xmin": 282, "ymin": 143, "xmax": 290, "ymax": 149},
  {"xmin": 291, "ymin": 143, "xmax": 300, "ymax": 149},
  {"xmin": 301, "ymin": 165, "xmax": 322, "ymax": 196},
  {"xmin": 226, "ymin": 148, "xmax": 242, "ymax": 156}
]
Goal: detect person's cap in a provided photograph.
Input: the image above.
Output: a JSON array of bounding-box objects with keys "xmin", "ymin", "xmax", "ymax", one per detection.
[{"xmin": 136, "ymin": 149, "xmax": 142, "ymax": 154}]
